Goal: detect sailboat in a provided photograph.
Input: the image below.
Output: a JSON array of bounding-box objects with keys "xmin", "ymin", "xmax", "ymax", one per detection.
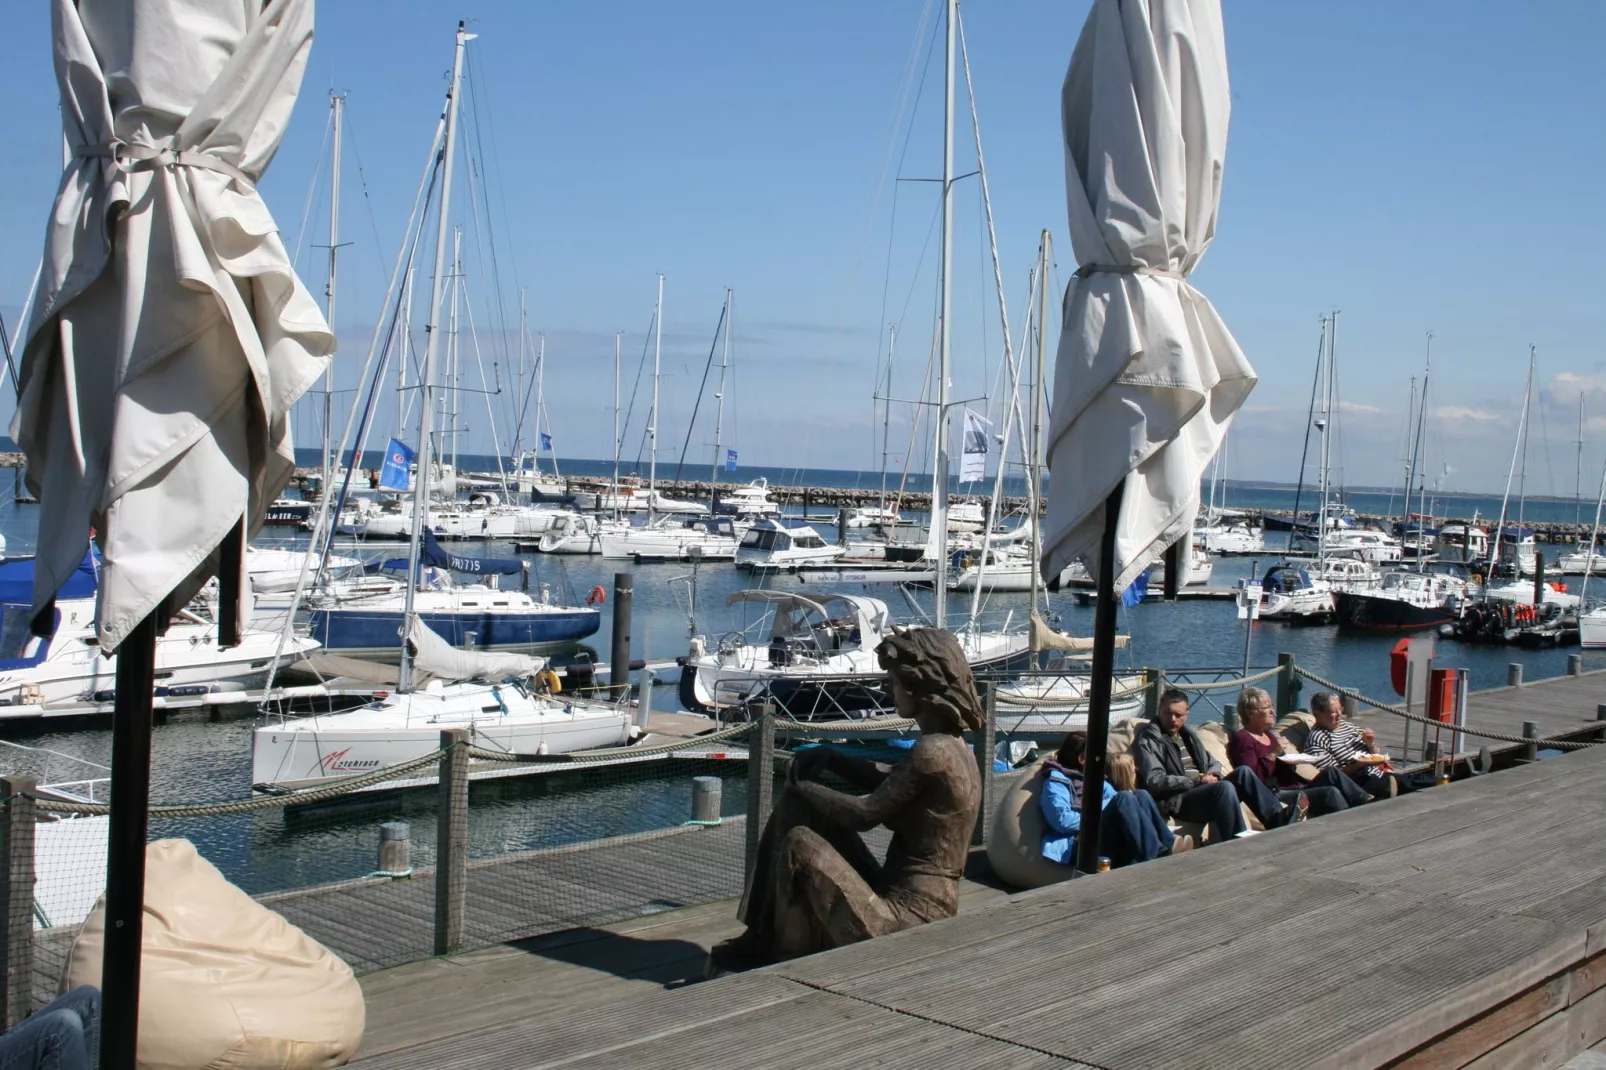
[{"xmin": 253, "ymin": 27, "xmax": 631, "ymax": 788}]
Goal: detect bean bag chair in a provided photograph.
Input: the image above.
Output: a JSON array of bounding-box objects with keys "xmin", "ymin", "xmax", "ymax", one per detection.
[
  {"xmin": 63, "ymin": 839, "xmax": 364, "ymax": 1069},
  {"xmin": 987, "ymin": 763, "xmax": 1074, "ymax": 890},
  {"xmin": 1192, "ymin": 721, "xmax": 1263, "ymax": 834},
  {"xmin": 1276, "ymin": 712, "xmax": 1324, "ymax": 782}
]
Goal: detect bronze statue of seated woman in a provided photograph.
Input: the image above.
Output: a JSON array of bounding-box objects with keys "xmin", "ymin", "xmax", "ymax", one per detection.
[{"xmin": 707, "ymin": 627, "xmax": 984, "ymax": 975}]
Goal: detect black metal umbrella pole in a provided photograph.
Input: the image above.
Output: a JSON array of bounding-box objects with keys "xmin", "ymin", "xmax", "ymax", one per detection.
[{"xmin": 1074, "ymin": 482, "xmax": 1125, "ymax": 875}]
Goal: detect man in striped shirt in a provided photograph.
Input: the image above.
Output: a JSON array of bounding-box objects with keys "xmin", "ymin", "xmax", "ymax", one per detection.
[{"xmin": 1307, "ymin": 691, "xmax": 1413, "ymax": 800}]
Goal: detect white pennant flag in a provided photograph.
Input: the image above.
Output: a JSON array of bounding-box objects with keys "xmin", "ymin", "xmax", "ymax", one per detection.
[{"xmin": 960, "ymin": 408, "xmax": 991, "ymax": 483}]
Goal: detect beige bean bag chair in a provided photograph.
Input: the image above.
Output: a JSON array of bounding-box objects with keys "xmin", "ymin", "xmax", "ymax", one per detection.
[
  {"xmin": 987, "ymin": 763, "xmax": 1073, "ymax": 890},
  {"xmin": 64, "ymin": 839, "xmax": 364, "ymax": 1069}
]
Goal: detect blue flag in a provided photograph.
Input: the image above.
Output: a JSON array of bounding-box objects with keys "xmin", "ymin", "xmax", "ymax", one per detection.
[
  {"xmin": 1120, "ymin": 570, "xmax": 1150, "ymax": 607},
  {"xmin": 725, "ymin": 449, "xmax": 738, "ymax": 473},
  {"xmin": 378, "ymin": 438, "xmax": 415, "ymax": 491},
  {"xmin": 540, "ymin": 432, "xmax": 553, "ymax": 452}
]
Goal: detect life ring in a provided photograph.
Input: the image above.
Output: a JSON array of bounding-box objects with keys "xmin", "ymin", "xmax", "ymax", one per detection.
[{"xmin": 586, "ymin": 585, "xmax": 607, "ymax": 606}]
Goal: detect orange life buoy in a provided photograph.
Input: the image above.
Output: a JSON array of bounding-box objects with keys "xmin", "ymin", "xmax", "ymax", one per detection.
[{"xmin": 586, "ymin": 585, "xmax": 607, "ymax": 606}]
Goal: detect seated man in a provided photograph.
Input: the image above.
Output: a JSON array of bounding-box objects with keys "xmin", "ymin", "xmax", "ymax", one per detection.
[
  {"xmin": 0, "ymin": 985, "xmax": 99, "ymax": 1070},
  {"xmin": 1228, "ymin": 687, "xmax": 1368, "ymax": 812},
  {"xmin": 1307, "ymin": 691, "xmax": 1414, "ymax": 800},
  {"xmin": 1041, "ymin": 732, "xmax": 1192, "ymax": 868},
  {"xmin": 708, "ymin": 627, "xmax": 982, "ymax": 975},
  {"xmin": 1135, "ymin": 689, "xmax": 1307, "ymax": 843}
]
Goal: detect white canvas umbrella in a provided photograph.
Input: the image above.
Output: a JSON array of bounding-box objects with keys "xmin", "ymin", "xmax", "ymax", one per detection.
[
  {"xmin": 16, "ymin": 0, "xmax": 330, "ymax": 651},
  {"xmin": 1042, "ymin": 0, "xmax": 1254, "ymax": 591},
  {"xmin": 1041, "ymin": 0, "xmax": 1253, "ymax": 871},
  {"xmin": 13, "ymin": 0, "xmax": 329, "ymax": 1060}
]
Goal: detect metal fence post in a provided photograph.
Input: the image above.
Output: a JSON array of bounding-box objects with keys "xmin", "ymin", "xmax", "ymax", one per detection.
[
  {"xmin": 972, "ymin": 685, "xmax": 996, "ymax": 848},
  {"xmin": 435, "ymin": 730, "xmax": 469, "ymax": 956},
  {"xmin": 0, "ymin": 776, "xmax": 36, "ymax": 1027},
  {"xmin": 744, "ymin": 708, "xmax": 776, "ymax": 885},
  {"xmin": 1276, "ymin": 652, "xmax": 1297, "ymax": 716}
]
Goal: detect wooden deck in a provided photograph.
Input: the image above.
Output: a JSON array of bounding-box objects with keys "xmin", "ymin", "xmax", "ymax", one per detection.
[{"xmin": 344, "ymin": 669, "xmax": 1606, "ymax": 1068}]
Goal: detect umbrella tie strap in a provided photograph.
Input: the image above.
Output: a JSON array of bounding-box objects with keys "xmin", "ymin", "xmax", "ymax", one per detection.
[
  {"xmin": 1075, "ymin": 263, "xmax": 1183, "ymax": 280},
  {"xmin": 75, "ymin": 142, "xmax": 255, "ymax": 189}
]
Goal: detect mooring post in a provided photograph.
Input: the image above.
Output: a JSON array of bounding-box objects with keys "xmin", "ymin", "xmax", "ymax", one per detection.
[
  {"xmin": 1568, "ymin": 654, "xmax": 1583, "ymax": 677},
  {"xmin": 610, "ymin": 571, "xmax": 633, "ymax": 701},
  {"xmin": 1141, "ymin": 668, "xmax": 1161, "ymax": 722},
  {"xmin": 377, "ymin": 821, "xmax": 411, "ymax": 877},
  {"xmin": 0, "ymin": 776, "xmax": 36, "ymax": 1028},
  {"xmin": 1341, "ymin": 694, "xmax": 1359, "ymax": 722},
  {"xmin": 744, "ymin": 706, "xmax": 776, "ymax": 884},
  {"xmin": 1276, "ymin": 652, "xmax": 1297, "ymax": 716},
  {"xmin": 1595, "ymin": 702, "xmax": 1606, "ymax": 743},
  {"xmin": 1522, "ymin": 721, "xmax": 1540, "ymax": 763},
  {"xmin": 690, "ymin": 776, "xmax": 722, "ymax": 824},
  {"xmin": 972, "ymin": 685, "xmax": 996, "ymax": 848},
  {"xmin": 1508, "ymin": 663, "xmax": 1524, "ymax": 687},
  {"xmin": 435, "ymin": 729, "xmax": 469, "ymax": 956}
]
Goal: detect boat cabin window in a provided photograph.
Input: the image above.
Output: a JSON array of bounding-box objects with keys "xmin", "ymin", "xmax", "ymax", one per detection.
[
  {"xmin": 796, "ymin": 535, "xmax": 826, "ymax": 549},
  {"xmin": 0, "ymin": 608, "xmax": 37, "ymax": 661},
  {"xmin": 741, "ymin": 528, "xmax": 781, "ymax": 551}
]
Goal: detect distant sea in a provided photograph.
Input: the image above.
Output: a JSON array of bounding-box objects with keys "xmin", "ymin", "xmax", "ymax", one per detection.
[{"xmin": 294, "ymin": 447, "xmax": 1598, "ymax": 528}]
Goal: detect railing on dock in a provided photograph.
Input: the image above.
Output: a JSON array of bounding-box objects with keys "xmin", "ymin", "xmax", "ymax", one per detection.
[{"xmin": 2, "ymin": 654, "xmax": 1602, "ymax": 1017}]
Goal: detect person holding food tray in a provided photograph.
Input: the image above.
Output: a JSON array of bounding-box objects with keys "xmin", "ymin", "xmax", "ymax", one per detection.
[
  {"xmin": 1227, "ymin": 688, "xmax": 1366, "ymax": 813},
  {"xmin": 1307, "ymin": 691, "xmax": 1415, "ymax": 800}
]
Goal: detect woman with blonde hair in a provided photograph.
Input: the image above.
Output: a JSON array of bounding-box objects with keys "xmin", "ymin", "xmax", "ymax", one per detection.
[
  {"xmin": 1227, "ymin": 687, "xmax": 1362, "ymax": 815},
  {"xmin": 1039, "ymin": 732, "xmax": 1191, "ymax": 869}
]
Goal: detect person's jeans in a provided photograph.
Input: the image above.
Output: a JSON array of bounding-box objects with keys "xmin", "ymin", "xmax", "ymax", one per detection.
[
  {"xmin": 1101, "ymin": 789, "xmax": 1175, "ymax": 867},
  {"xmin": 1276, "ymin": 785, "xmax": 1347, "ymax": 817},
  {"xmin": 0, "ymin": 986, "xmax": 99, "ymax": 1070},
  {"xmin": 1303, "ymin": 765, "xmax": 1374, "ymax": 808},
  {"xmin": 1355, "ymin": 770, "xmax": 1414, "ymax": 799},
  {"xmin": 1173, "ymin": 778, "xmax": 1247, "ymax": 842},
  {"xmin": 1224, "ymin": 765, "xmax": 1306, "ymax": 828}
]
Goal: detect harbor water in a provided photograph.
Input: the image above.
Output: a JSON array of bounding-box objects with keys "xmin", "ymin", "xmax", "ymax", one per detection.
[{"xmin": 0, "ymin": 464, "xmax": 1598, "ymax": 898}]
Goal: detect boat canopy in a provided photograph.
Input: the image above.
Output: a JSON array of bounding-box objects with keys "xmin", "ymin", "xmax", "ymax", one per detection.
[{"xmin": 725, "ymin": 590, "xmax": 889, "ymax": 643}]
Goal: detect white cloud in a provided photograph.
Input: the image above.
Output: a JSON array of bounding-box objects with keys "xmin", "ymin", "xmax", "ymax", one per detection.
[
  {"xmin": 1337, "ymin": 400, "xmax": 1386, "ymax": 415},
  {"xmin": 1430, "ymin": 405, "xmax": 1501, "ymax": 421}
]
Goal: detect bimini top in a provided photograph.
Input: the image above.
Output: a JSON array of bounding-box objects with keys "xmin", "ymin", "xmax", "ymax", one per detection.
[
  {"xmin": 0, "ymin": 553, "xmax": 98, "ymax": 606},
  {"xmin": 725, "ymin": 590, "xmax": 890, "ymax": 642}
]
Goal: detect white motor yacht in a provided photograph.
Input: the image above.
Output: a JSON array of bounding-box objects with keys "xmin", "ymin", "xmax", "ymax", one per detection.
[
  {"xmin": 252, "ymin": 619, "xmax": 634, "ymax": 790},
  {"xmin": 536, "ymin": 513, "xmax": 613, "ymax": 554},
  {"xmin": 1294, "ymin": 528, "xmax": 1402, "ymax": 564},
  {"xmin": 1253, "ymin": 564, "xmax": 1336, "ymax": 622},
  {"xmin": 1196, "ymin": 520, "xmax": 1264, "ymax": 555},
  {"xmin": 678, "ymin": 591, "xmax": 1029, "ymax": 719},
  {"xmin": 1580, "ymin": 606, "xmax": 1606, "ymax": 649},
  {"xmin": 599, "ymin": 515, "xmax": 742, "ymax": 561},
  {"xmin": 1434, "ymin": 524, "xmax": 1488, "ymax": 562},
  {"xmin": 735, "ymin": 520, "xmax": 844, "ymax": 571},
  {"xmin": 0, "ymin": 553, "xmax": 319, "ymax": 716},
  {"xmin": 1557, "ymin": 542, "xmax": 1606, "ymax": 575},
  {"xmin": 845, "ymin": 505, "xmax": 900, "ymax": 529},
  {"xmin": 1494, "ymin": 530, "xmax": 1541, "ymax": 577},
  {"xmin": 246, "ymin": 546, "xmax": 364, "ymax": 594},
  {"xmin": 947, "ymin": 501, "xmax": 986, "ymax": 533},
  {"xmin": 715, "ymin": 478, "xmax": 783, "ymax": 519}
]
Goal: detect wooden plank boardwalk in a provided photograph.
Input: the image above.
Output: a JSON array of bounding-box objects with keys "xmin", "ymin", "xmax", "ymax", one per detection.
[{"xmin": 356, "ymin": 727, "xmax": 1606, "ymax": 1068}]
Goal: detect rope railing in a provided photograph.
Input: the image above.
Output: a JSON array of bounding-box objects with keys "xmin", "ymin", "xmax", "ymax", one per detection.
[
  {"xmin": 467, "ymin": 719, "xmax": 758, "ymax": 765},
  {"xmin": 1292, "ymin": 666, "xmax": 1598, "ymax": 751},
  {"xmin": 1164, "ymin": 665, "xmax": 1283, "ymax": 692},
  {"xmin": 32, "ymin": 746, "xmax": 455, "ymax": 816}
]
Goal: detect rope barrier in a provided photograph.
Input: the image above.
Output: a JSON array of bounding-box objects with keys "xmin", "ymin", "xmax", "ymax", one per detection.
[
  {"xmin": 467, "ymin": 719, "xmax": 758, "ymax": 765},
  {"xmin": 34, "ymin": 746, "xmax": 456, "ymax": 816},
  {"xmin": 1164, "ymin": 665, "xmax": 1284, "ymax": 692},
  {"xmin": 1292, "ymin": 667, "xmax": 1597, "ymax": 751}
]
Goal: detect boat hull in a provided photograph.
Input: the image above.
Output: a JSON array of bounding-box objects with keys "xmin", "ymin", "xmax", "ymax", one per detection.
[
  {"xmin": 308, "ymin": 606, "xmax": 600, "ymax": 658},
  {"xmin": 1334, "ymin": 591, "xmax": 1459, "ymax": 632}
]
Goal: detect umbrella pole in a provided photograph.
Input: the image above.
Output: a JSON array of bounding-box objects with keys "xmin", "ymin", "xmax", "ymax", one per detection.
[
  {"xmin": 102, "ymin": 612, "xmax": 159, "ymax": 1068},
  {"xmin": 1074, "ymin": 483, "xmax": 1124, "ymax": 874}
]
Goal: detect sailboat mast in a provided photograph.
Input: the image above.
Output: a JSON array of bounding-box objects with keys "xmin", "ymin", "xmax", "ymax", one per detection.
[
  {"xmin": 535, "ymin": 333, "xmax": 551, "ymax": 479},
  {"xmin": 613, "ymin": 331, "xmax": 622, "ymax": 521},
  {"xmin": 446, "ymin": 227, "xmax": 462, "ymax": 480},
  {"xmin": 649, "ymin": 274, "xmax": 663, "ymax": 516},
  {"xmin": 396, "ymin": 264, "xmax": 413, "ymax": 439},
  {"xmin": 1517, "ymin": 345, "xmax": 1535, "ymax": 529},
  {"xmin": 1489, "ymin": 346, "xmax": 1535, "ymax": 573},
  {"xmin": 1316, "ymin": 312, "xmax": 1337, "ymax": 570},
  {"xmin": 322, "ymin": 92, "xmax": 344, "ymax": 510},
  {"xmin": 1031, "ymin": 230, "xmax": 1050, "ymax": 619},
  {"xmin": 398, "ymin": 21, "xmax": 471, "ymax": 691},
  {"xmin": 1576, "ymin": 392, "xmax": 1586, "ymax": 526},
  {"xmin": 881, "ymin": 325, "xmax": 895, "ymax": 511},
  {"xmin": 932, "ymin": 0, "xmax": 956, "ymax": 629},
  {"xmin": 710, "ymin": 288, "xmax": 732, "ymax": 486},
  {"xmin": 1412, "ymin": 334, "xmax": 1433, "ymax": 573}
]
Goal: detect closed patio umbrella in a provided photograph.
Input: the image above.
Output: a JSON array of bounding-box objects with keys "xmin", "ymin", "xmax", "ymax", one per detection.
[
  {"xmin": 14, "ymin": 0, "xmax": 330, "ymax": 1060},
  {"xmin": 1042, "ymin": 0, "xmax": 1254, "ymax": 870}
]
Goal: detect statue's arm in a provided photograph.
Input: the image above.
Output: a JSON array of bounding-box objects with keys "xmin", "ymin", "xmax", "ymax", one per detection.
[
  {"xmin": 824, "ymin": 750, "xmax": 892, "ymax": 791},
  {"xmin": 792, "ymin": 752, "xmax": 925, "ymax": 832}
]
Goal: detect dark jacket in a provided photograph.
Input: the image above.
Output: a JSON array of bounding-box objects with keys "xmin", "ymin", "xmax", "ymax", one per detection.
[{"xmin": 1134, "ymin": 720, "xmax": 1224, "ymax": 816}]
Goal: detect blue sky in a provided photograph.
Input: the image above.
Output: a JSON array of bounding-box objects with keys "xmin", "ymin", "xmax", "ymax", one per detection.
[{"xmin": 2, "ymin": 2, "xmax": 1604, "ymax": 497}]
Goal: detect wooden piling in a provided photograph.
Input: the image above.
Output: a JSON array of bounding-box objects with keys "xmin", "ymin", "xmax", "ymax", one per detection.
[
  {"xmin": 1522, "ymin": 721, "xmax": 1540, "ymax": 762},
  {"xmin": 378, "ymin": 822, "xmax": 412, "ymax": 877},
  {"xmin": 1508, "ymin": 663, "xmax": 1524, "ymax": 687},
  {"xmin": 690, "ymin": 777, "xmax": 722, "ymax": 824},
  {"xmin": 0, "ymin": 776, "xmax": 36, "ymax": 1027},
  {"xmin": 1567, "ymin": 654, "xmax": 1582, "ymax": 677},
  {"xmin": 435, "ymin": 729, "xmax": 469, "ymax": 956}
]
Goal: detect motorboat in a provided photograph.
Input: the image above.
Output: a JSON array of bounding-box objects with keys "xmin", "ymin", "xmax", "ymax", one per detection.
[
  {"xmin": 1580, "ymin": 606, "xmax": 1606, "ymax": 649},
  {"xmin": 536, "ymin": 513, "xmax": 609, "ymax": 554},
  {"xmin": 1196, "ymin": 520, "xmax": 1264, "ymax": 555},
  {"xmin": 947, "ymin": 501, "xmax": 985, "ymax": 533},
  {"xmin": 1293, "ymin": 527, "xmax": 1402, "ymax": 564},
  {"xmin": 599, "ymin": 515, "xmax": 742, "ymax": 561},
  {"xmin": 1434, "ymin": 524, "xmax": 1488, "ymax": 563},
  {"xmin": 246, "ymin": 546, "xmax": 363, "ymax": 594},
  {"xmin": 1557, "ymin": 542, "xmax": 1606, "ymax": 575},
  {"xmin": 714, "ymin": 478, "xmax": 783, "ymax": 519},
  {"xmin": 1252, "ymin": 564, "xmax": 1335, "ymax": 622},
  {"xmin": 735, "ymin": 519, "xmax": 845, "ymax": 571},
  {"xmin": 1058, "ymin": 546, "xmax": 1213, "ymax": 588},
  {"xmin": 0, "ymin": 553, "xmax": 319, "ymax": 714},
  {"xmin": 844, "ymin": 504, "xmax": 900, "ymax": 529},
  {"xmin": 264, "ymin": 497, "xmax": 313, "ymax": 526},
  {"xmin": 1314, "ymin": 554, "xmax": 1381, "ymax": 593},
  {"xmin": 571, "ymin": 483, "xmax": 653, "ymax": 513},
  {"xmin": 1493, "ymin": 529, "xmax": 1541, "ymax": 577},
  {"xmin": 1479, "ymin": 579, "xmax": 1579, "ymax": 610},
  {"xmin": 1334, "ymin": 568, "xmax": 1469, "ymax": 632},
  {"xmin": 948, "ymin": 547, "xmax": 1035, "ymax": 592},
  {"xmin": 252, "ymin": 619, "xmax": 634, "ymax": 790},
  {"xmin": 677, "ymin": 591, "xmax": 1030, "ymax": 719},
  {"xmin": 306, "ymin": 534, "xmax": 598, "ymax": 657}
]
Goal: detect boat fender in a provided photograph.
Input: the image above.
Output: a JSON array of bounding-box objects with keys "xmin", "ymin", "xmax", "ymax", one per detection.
[{"xmin": 586, "ymin": 585, "xmax": 607, "ymax": 606}]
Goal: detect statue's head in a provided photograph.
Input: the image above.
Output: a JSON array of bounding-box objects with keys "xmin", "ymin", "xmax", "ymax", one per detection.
[{"xmin": 875, "ymin": 627, "xmax": 985, "ymax": 735}]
